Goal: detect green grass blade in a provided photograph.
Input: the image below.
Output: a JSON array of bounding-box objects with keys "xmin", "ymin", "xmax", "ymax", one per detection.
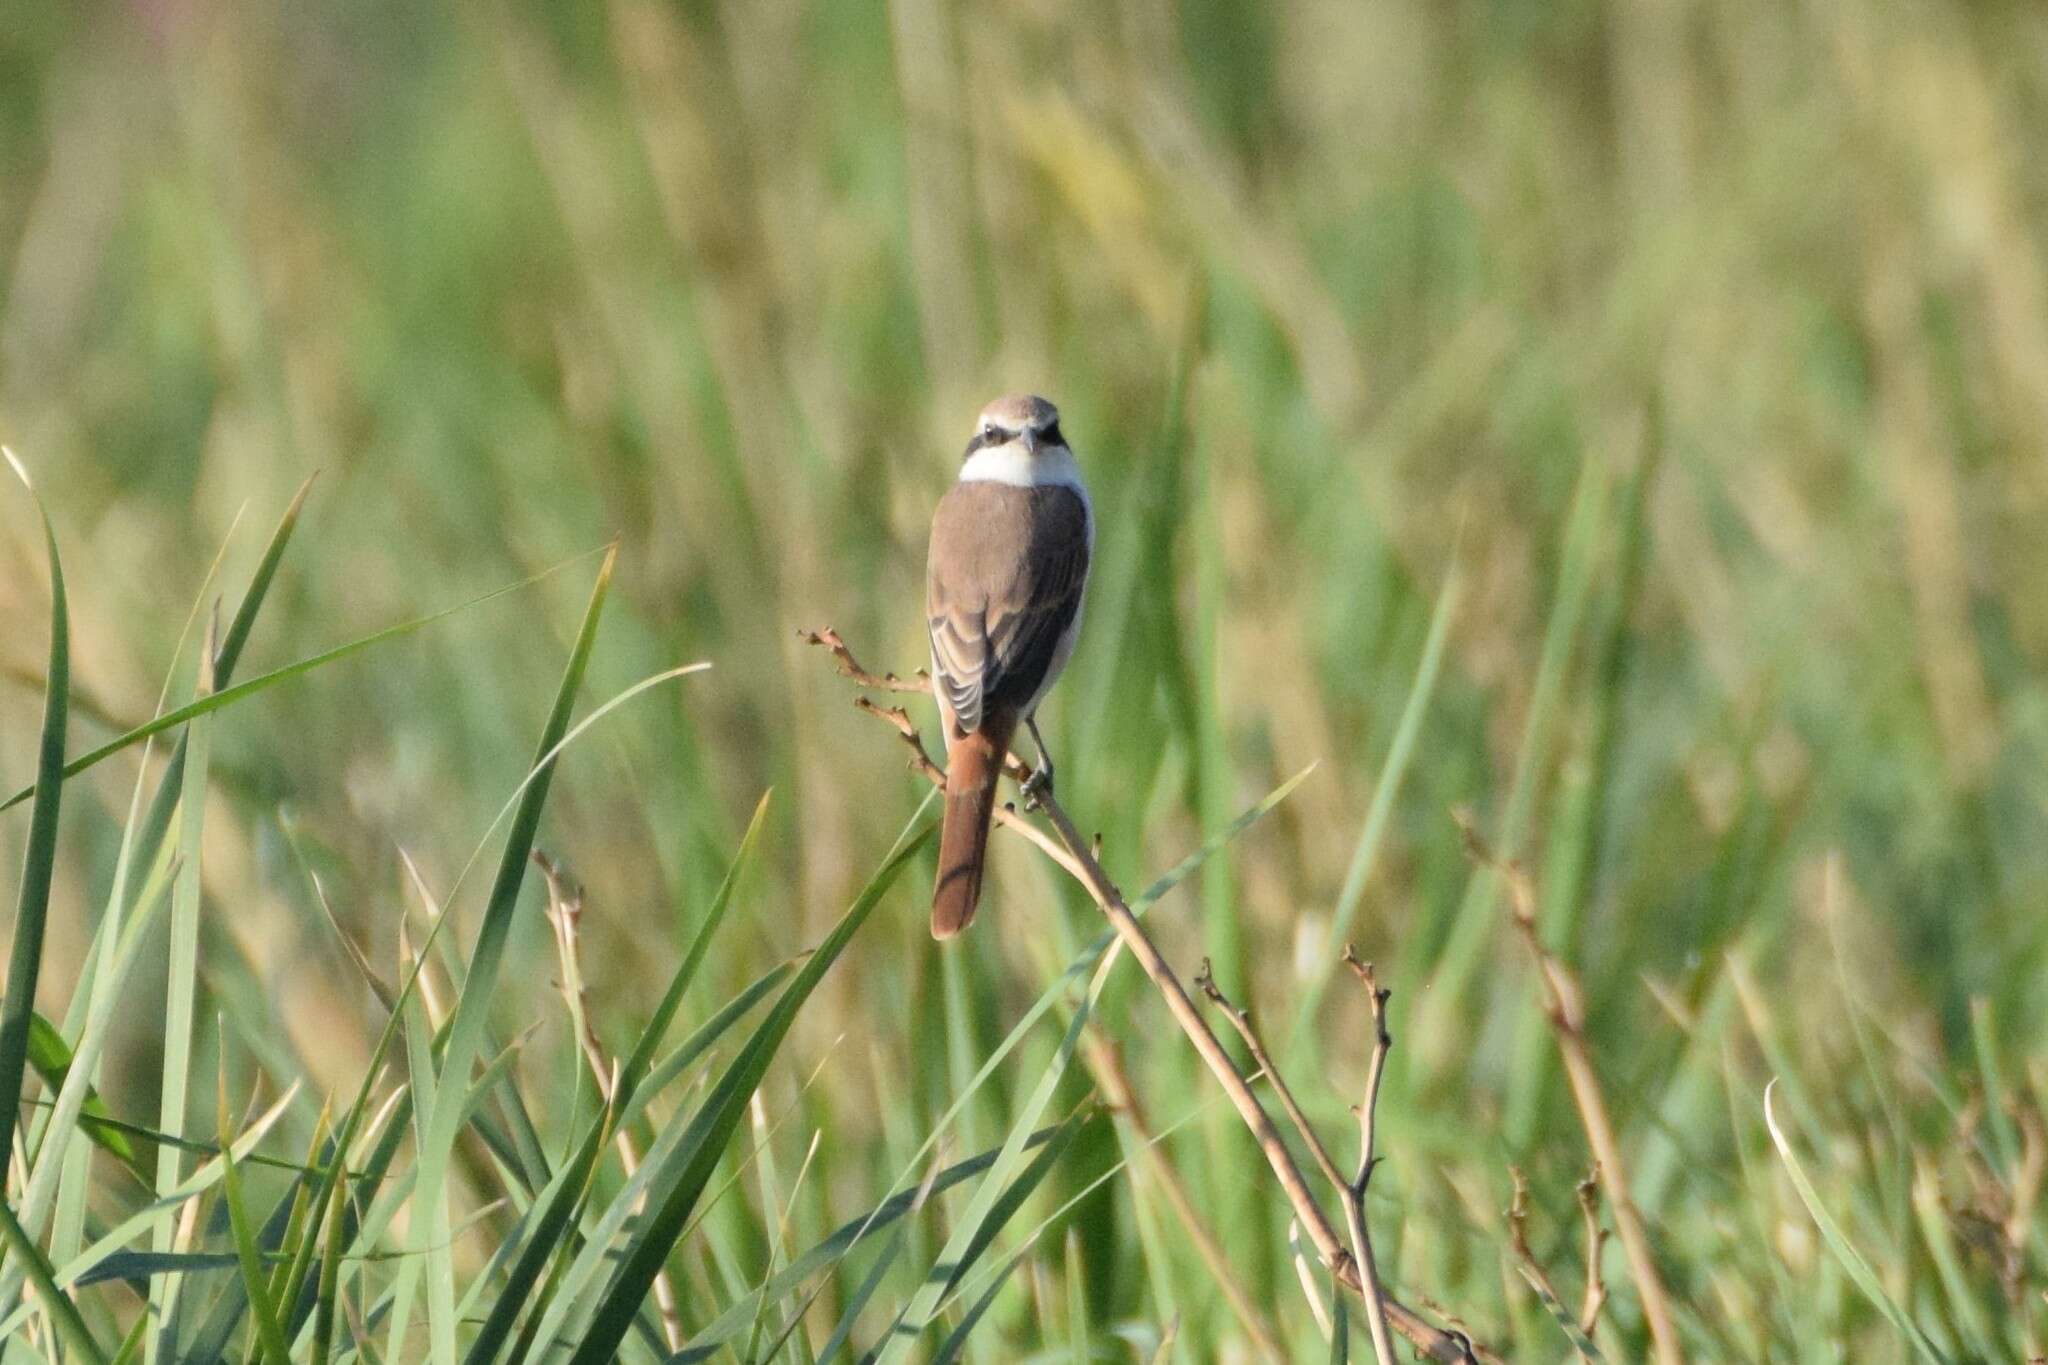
[
  {"xmin": 147, "ymin": 630, "xmax": 217, "ymax": 1364},
  {"xmin": 214, "ymin": 474, "xmax": 314, "ymax": 682},
  {"xmin": 872, "ymin": 986, "xmax": 1108, "ymax": 1361},
  {"xmin": 1290, "ymin": 562, "xmax": 1459, "ymax": 1048},
  {"xmin": 814, "ymin": 1225, "xmax": 905, "ymax": 1363},
  {"xmin": 464, "ymin": 790, "xmax": 772, "ymax": 1364},
  {"xmin": 1423, "ymin": 456, "xmax": 1608, "ymax": 1022},
  {"xmin": 624, "ymin": 789, "xmax": 772, "ymax": 1100},
  {"xmin": 310, "ymin": 1160, "xmax": 349, "ymax": 1365},
  {"xmin": 0, "ymin": 1198, "xmax": 106, "ymax": 1365},
  {"xmin": 265, "ymin": 660, "xmax": 697, "ymax": 1359},
  {"xmin": 794, "ymin": 761, "xmax": 1314, "ymax": 1358},
  {"xmin": 0, "ymin": 448, "xmax": 70, "ymax": 1177},
  {"xmin": 0, "ymin": 546, "xmax": 604, "ymax": 813},
  {"xmin": 46, "ymin": 492, "xmax": 256, "ymax": 1273},
  {"xmin": 470, "ymin": 957, "xmax": 795, "ymax": 1364},
  {"xmin": 0, "ymin": 1083, "xmax": 299, "ymax": 1341},
  {"xmin": 926, "ymin": 1244, "xmax": 1022, "ymax": 1365},
  {"xmin": 626, "ymin": 960, "xmax": 795, "ymax": 1124},
  {"xmin": 25, "ymin": 1010, "xmax": 144, "ymax": 1175},
  {"xmin": 1967, "ymin": 999, "xmax": 2017, "ymax": 1172},
  {"xmin": 755, "ymin": 763, "xmax": 1311, "ymax": 1359},
  {"xmin": 38, "ymin": 482, "xmax": 308, "ymax": 1281},
  {"xmin": 111, "ymin": 1311, "xmax": 148, "ymax": 1365},
  {"xmin": 560, "ymin": 815, "xmax": 935, "ymax": 1365},
  {"xmin": 1512, "ymin": 1263, "xmax": 1603, "ymax": 1360},
  {"xmin": 217, "ymin": 1042, "xmax": 292, "ymax": 1365},
  {"xmin": 392, "ymin": 546, "xmax": 615, "ymax": 1365},
  {"xmin": 913, "ymin": 1113, "xmax": 1097, "ymax": 1365},
  {"xmin": 670, "ymin": 1125, "xmax": 1067, "ymax": 1359},
  {"xmin": 35, "ymin": 848, "xmax": 176, "ymax": 1283},
  {"xmin": 910, "ymin": 1113, "xmax": 1087, "ymax": 1362},
  {"xmin": 1065, "ymin": 1226, "xmax": 1090, "ymax": 1361},
  {"xmin": 1763, "ymin": 1080, "xmax": 1948, "ymax": 1363}
]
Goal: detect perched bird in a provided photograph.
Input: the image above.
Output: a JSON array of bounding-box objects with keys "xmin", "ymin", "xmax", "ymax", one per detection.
[{"xmin": 925, "ymin": 394, "xmax": 1093, "ymax": 937}]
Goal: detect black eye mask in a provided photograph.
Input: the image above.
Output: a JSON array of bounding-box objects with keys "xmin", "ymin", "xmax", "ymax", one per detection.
[{"xmin": 962, "ymin": 427, "xmax": 1010, "ymax": 460}]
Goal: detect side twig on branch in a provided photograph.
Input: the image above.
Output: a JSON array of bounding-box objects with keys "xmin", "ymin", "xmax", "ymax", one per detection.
[
  {"xmin": 1578, "ymin": 1166, "xmax": 1610, "ymax": 1337},
  {"xmin": 1340, "ymin": 948, "xmax": 1401, "ymax": 1365},
  {"xmin": 807, "ymin": 627, "xmax": 1496, "ymax": 1364},
  {"xmin": 797, "ymin": 627, "xmax": 931, "ymax": 692}
]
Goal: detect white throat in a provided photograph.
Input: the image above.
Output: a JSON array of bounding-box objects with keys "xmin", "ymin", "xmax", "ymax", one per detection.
[{"xmin": 958, "ymin": 440, "xmax": 1087, "ymax": 494}]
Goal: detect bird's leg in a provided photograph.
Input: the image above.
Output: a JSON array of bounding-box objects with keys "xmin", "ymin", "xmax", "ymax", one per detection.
[{"xmin": 1021, "ymin": 716, "xmax": 1055, "ymax": 809}]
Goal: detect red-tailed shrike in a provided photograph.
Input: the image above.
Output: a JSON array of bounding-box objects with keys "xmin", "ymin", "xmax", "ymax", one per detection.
[{"xmin": 925, "ymin": 394, "xmax": 1093, "ymax": 937}]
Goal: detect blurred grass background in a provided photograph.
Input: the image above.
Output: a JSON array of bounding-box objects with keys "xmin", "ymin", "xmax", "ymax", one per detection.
[{"xmin": 4, "ymin": 0, "xmax": 2048, "ymax": 1358}]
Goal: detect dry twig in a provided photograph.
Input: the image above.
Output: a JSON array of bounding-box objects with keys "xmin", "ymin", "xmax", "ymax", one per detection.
[
  {"xmin": 1341, "ymin": 948, "xmax": 1401, "ymax": 1365},
  {"xmin": 534, "ymin": 851, "xmax": 684, "ymax": 1351},
  {"xmin": 797, "ymin": 627, "xmax": 931, "ymax": 692},
  {"xmin": 810, "ymin": 628, "xmax": 1495, "ymax": 1364},
  {"xmin": 1506, "ymin": 1167, "xmax": 1562, "ymax": 1300},
  {"xmin": 1457, "ymin": 810, "xmax": 1682, "ymax": 1365}
]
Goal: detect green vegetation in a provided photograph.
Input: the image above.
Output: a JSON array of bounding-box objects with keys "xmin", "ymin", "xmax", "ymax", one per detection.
[{"xmin": 3, "ymin": 0, "xmax": 2047, "ymax": 1359}]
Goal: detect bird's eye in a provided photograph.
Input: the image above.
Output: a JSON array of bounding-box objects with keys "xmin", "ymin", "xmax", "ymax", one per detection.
[
  {"xmin": 980, "ymin": 426, "xmax": 999, "ymax": 444},
  {"xmin": 1039, "ymin": 421, "xmax": 1064, "ymax": 447}
]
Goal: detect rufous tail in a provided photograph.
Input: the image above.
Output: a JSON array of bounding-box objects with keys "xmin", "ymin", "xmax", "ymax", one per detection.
[{"xmin": 932, "ymin": 723, "xmax": 1012, "ymax": 938}]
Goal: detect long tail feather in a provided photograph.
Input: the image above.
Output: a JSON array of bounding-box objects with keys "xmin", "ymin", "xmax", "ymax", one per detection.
[{"xmin": 932, "ymin": 723, "xmax": 1011, "ymax": 938}]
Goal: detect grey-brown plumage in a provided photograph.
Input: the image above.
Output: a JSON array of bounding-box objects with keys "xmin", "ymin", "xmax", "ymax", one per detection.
[
  {"xmin": 927, "ymin": 483, "xmax": 1091, "ymax": 734},
  {"xmin": 926, "ymin": 394, "xmax": 1092, "ymax": 937}
]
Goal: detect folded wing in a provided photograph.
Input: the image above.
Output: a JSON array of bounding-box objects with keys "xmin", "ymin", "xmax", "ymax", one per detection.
[{"xmin": 927, "ymin": 483, "xmax": 1090, "ymax": 737}]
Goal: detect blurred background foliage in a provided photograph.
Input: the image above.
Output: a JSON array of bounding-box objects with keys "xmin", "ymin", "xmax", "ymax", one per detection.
[{"xmin": 4, "ymin": 0, "xmax": 2048, "ymax": 1358}]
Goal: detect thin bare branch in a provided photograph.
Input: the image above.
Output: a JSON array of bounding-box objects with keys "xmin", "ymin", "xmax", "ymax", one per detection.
[
  {"xmin": 1457, "ymin": 809, "xmax": 1682, "ymax": 1365},
  {"xmin": 815, "ymin": 627, "xmax": 1496, "ymax": 1363},
  {"xmin": 1194, "ymin": 958, "xmax": 1350, "ymax": 1195}
]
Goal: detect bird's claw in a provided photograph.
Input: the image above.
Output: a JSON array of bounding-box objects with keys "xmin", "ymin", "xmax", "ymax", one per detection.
[{"xmin": 1020, "ymin": 764, "xmax": 1053, "ymax": 811}]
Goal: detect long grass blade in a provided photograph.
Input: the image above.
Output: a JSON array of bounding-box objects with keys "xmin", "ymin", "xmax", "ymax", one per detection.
[
  {"xmin": 670, "ymin": 1125, "xmax": 1066, "ymax": 1359},
  {"xmin": 147, "ymin": 618, "xmax": 218, "ymax": 1364},
  {"xmin": 0, "ymin": 448, "xmax": 70, "ymax": 1178},
  {"xmin": 464, "ymin": 790, "xmax": 773, "ymax": 1364},
  {"xmin": 883, "ymin": 1109, "xmax": 1089, "ymax": 1362},
  {"xmin": 1763, "ymin": 1080, "xmax": 1947, "ymax": 1363},
  {"xmin": 47, "ymin": 482, "xmax": 309, "ymax": 1279},
  {"xmin": 0, "ymin": 1198, "xmax": 106, "ymax": 1365},
  {"xmin": 217, "ymin": 1041, "xmax": 292, "ymax": 1365},
  {"xmin": 1291, "ymin": 561, "xmax": 1459, "ymax": 1046},
  {"xmin": 560, "ymin": 814, "xmax": 935, "ymax": 1365},
  {"xmin": 0, "ymin": 546, "xmax": 605, "ymax": 813},
  {"xmin": 25, "ymin": 1010, "xmax": 144, "ymax": 1175},
  {"xmin": 0, "ymin": 1083, "xmax": 299, "ymax": 1344},
  {"xmin": 392, "ymin": 546, "xmax": 616, "ymax": 1365}
]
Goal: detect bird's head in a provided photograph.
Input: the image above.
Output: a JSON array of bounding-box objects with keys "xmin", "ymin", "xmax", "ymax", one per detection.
[{"xmin": 964, "ymin": 393, "xmax": 1067, "ymax": 461}]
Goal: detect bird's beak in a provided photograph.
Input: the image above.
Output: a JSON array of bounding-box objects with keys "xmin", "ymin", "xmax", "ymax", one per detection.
[{"xmin": 1021, "ymin": 428, "xmax": 1044, "ymax": 456}]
